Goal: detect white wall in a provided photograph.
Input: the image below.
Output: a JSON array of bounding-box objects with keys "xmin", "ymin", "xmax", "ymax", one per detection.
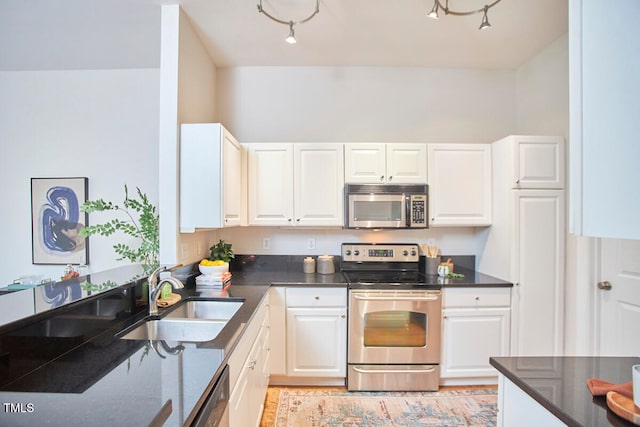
[
  {"xmin": 0, "ymin": 69, "xmax": 160, "ymax": 283},
  {"xmin": 218, "ymin": 66, "xmax": 516, "ymax": 144},
  {"xmin": 160, "ymin": 6, "xmax": 221, "ymax": 268}
]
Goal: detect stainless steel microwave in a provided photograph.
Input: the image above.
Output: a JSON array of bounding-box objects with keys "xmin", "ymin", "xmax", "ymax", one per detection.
[{"xmin": 345, "ymin": 184, "xmax": 428, "ymax": 229}]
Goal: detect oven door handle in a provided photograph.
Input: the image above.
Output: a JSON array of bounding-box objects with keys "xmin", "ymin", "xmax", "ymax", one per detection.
[
  {"xmin": 352, "ymin": 366, "xmax": 437, "ymax": 374},
  {"xmin": 352, "ymin": 294, "xmax": 440, "ymax": 301}
]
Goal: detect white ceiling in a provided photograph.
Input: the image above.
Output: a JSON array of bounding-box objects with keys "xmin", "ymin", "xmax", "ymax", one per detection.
[
  {"xmin": 0, "ymin": 0, "xmax": 568, "ymax": 71},
  {"xmin": 181, "ymin": 0, "xmax": 568, "ymax": 69}
]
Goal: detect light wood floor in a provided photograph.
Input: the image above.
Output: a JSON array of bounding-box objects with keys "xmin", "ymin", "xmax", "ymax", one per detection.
[{"xmin": 259, "ymin": 384, "xmax": 497, "ymax": 427}]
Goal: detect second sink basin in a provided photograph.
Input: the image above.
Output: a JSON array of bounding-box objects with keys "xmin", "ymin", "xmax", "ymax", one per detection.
[
  {"xmin": 119, "ymin": 318, "xmax": 226, "ymax": 342},
  {"xmin": 165, "ymin": 300, "xmax": 243, "ymax": 321}
]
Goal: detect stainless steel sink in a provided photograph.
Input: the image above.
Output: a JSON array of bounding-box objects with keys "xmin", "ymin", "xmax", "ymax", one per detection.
[
  {"xmin": 119, "ymin": 318, "xmax": 226, "ymax": 342},
  {"xmin": 164, "ymin": 300, "xmax": 243, "ymax": 321}
]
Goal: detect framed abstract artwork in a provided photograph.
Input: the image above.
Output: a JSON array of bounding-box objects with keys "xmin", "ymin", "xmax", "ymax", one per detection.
[{"xmin": 31, "ymin": 177, "xmax": 89, "ymax": 265}]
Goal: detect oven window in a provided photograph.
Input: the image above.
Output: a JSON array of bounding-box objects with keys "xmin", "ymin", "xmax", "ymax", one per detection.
[
  {"xmin": 363, "ymin": 310, "xmax": 427, "ymax": 347},
  {"xmin": 353, "ymin": 200, "xmax": 402, "ymax": 222}
]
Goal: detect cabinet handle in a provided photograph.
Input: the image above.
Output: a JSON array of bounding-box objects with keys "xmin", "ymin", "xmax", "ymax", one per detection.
[
  {"xmin": 388, "ymin": 175, "xmax": 393, "ymax": 181},
  {"xmin": 475, "ymin": 296, "xmax": 479, "ymax": 300},
  {"xmin": 443, "ymin": 315, "xmax": 448, "ymax": 319},
  {"xmin": 380, "ymin": 175, "xmax": 385, "ymax": 182},
  {"xmin": 296, "ymin": 218, "xmax": 300, "ymax": 222},
  {"xmin": 515, "ymin": 282, "xmax": 520, "ymax": 286},
  {"xmin": 341, "ymin": 314, "xmax": 346, "ymax": 319},
  {"xmin": 516, "ymin": 179, "xmax": 520, "ymax": 185},
  {"xmin": 314, "ymin": 296, "xmax": 320, "ymax": 300},
  {"xmin": 248, "ymin": 360, "xmax": 257, "ymax": 370},
  {"xmin": 288, "ymin": 218, "xmax": 292, "ymax": 222}
]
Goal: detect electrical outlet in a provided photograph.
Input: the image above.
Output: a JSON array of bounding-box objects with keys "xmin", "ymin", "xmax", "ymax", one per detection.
[
  {"xmin": 307, "ymin": 238, "xmax": 316, "ymax": 250},
  {"xmin": 262, "ymin": 238, "xmax": 271, "ymax": 250},
  {"xmin": 181, "ymin": 243, "xmax": 190, "ymax": 259}
]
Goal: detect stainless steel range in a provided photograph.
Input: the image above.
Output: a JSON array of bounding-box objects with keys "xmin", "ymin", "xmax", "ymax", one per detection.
[{"xmin": 342, "ymin": 243, "xmax": 442, "ymax": 391}]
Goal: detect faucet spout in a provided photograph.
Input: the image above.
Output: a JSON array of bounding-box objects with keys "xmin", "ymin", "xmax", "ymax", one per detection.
[{"xmin": 147, "ymin": 267, "xmax": 184, "ymax": 316}]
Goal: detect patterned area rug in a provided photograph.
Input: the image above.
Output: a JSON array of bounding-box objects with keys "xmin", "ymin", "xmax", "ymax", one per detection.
[{"xmin": 274, "ymin": 389, "xmax": 497, "ymax": 427}]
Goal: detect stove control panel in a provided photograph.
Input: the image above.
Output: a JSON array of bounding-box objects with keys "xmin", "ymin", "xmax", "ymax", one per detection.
[{"xmin": 341, "ymin": 243, "xmax": 420, "ymax": 263}]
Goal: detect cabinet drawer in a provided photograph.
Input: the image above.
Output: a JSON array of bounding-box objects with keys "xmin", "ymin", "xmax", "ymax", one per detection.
[
  {"xmin": 443, "ymin": 288, "xmax": 511, "ymax": 308},
  {"xmin": 286, "ymin": 287, "xmax": 347, "ymax": 307}
]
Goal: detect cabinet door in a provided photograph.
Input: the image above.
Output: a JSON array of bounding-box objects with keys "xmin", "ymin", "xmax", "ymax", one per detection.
[
  {"xmin": 247, "ymin": 144, "xmax": 294, "ymax": 226},
  {"xmin": 428, "ymin": 143, "xmax": 492, "ymax": 226},
  {"xmin": 386, "ymin": 143, "xmax": 427, "ymax": 184},
  {"xmin": 294, "ymin": 144, "xmax": 344, "ymax": 226},
  {"xmin": 512, "ymin": 190, "xmax": 565, "ymax": 356},
  {"xmin": 286, "ymin": 307, "xmax": 347, "ymax": 377},
  {"xmin": 344, "ymin": 143, "xmax": 386, "ymax": 183},
  {"xmin": 222, "ymin": 129, "xmax": 243, "ymax": 227},
  {"xmin": 181, "ymin": 123, "xmax": 240, "ymax": 232},
  {"xmin": 441, "ymin": 307, "xmax": 510, "ymax": 379},
  {"xmin": 511, "ymin": 136, "xmax": 564, "ymax": 189}
]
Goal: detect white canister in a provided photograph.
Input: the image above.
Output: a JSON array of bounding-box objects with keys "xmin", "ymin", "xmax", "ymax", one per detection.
[
  {"xmin": 317, "ymin": 255, "xmax": 335, "ymax": 275},
  {"xmin": 303, "ymin": 257, "xmax": 316, "ymax": 274}
]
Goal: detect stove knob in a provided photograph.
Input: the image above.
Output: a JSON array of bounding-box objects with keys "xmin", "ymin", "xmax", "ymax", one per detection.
[
  {"xmin": 345, "ymin": 250, "xmax": 351, "ymax": 256},
  {"xmin": 403, "ymin": 250, "xmax": 409, "ymax": 256},
  {"xmin": 411, "ymin": 250, "xmax": 417, "ymax": 256},
  {"xmin": 353, "ymin": 250, "xmax": 360, "ymax": 256}
]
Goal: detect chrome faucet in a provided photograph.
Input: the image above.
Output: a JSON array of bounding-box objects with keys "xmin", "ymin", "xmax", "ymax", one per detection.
[{"xmin": 147, "ymin": 266, "xmax": 184, "ymax": 316}]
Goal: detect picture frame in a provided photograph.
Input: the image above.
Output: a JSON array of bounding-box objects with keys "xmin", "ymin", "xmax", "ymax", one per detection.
[{"xmin": 31, "ymin": 177, "xmax": 89, "ymax": 265}]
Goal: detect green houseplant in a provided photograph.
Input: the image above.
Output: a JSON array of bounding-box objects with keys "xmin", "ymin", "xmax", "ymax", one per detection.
[{"xmin": 79, "ymin": 185, "xmax": 159, "ymax": 273}]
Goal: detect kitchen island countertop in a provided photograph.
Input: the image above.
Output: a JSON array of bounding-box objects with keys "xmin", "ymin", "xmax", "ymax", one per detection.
[{"xmin": 490, "ymin": 356, "xmax": 640, "ymax": 427}]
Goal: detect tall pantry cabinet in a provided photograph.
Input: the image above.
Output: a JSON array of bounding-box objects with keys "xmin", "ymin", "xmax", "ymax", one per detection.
[{"xmin": 478, "ymin": 135, "xmax": 565, "ymax": 357}]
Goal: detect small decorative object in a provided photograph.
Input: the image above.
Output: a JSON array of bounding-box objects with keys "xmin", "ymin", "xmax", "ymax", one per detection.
[
  {"xmin": 199, "ymin": 239, "xmax": 234, "ymax": 276},
  {"xmin": 437, "ymin": 263, "xmax": 450, "ymax": 277},
  {"xmin": 31, "ymin": 177, "xmax": 89, "ymax": 265},
  {"xmin": 79, "ymin": 185, "xmax": 159, "ymax": 272},
  {"xmin": 316, "ymin": 254, "xmax": 335, "ymax": 275},
  {"xmin": 303, "ymin": 256, "xmax": 316, "ymax": 273}
]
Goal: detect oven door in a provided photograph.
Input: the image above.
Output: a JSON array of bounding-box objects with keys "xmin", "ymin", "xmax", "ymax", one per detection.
[
  {"xmin": 347, "ymin": 194, "xmax": 406, "ymax": 228},
  {"xmin": 348, "ymin": 289, "xmax": 441, "ymax": 364}
]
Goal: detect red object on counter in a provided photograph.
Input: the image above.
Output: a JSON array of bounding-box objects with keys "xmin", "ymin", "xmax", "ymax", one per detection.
[{"xmin": 587, "ymin": 378, "xmax": 634, "ymax": 399}]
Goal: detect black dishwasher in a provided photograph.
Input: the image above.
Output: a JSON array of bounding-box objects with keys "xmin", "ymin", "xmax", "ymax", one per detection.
[{"xmin": 192, "ymin": 365, "xmax": 230, "ymax": 427}]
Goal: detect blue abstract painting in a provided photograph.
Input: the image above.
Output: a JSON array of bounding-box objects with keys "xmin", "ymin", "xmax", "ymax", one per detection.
[{"xmin": 31, "ymin": 177, "xmax": 89, "ymax": 264}]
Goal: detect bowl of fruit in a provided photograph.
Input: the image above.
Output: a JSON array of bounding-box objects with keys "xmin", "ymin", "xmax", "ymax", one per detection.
[
  {"xmin": 199, "ymin": 240, "xmax": 234, "ymax": 276},
  {"xmin": 199, "ymin": 259, "xmax": 229, "ymax": 276}
]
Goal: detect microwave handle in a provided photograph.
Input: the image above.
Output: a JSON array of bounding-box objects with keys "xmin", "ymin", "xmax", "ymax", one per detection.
[{"xmin": 405, "ymin": 194, "xmax": 411, "ymax": 228}]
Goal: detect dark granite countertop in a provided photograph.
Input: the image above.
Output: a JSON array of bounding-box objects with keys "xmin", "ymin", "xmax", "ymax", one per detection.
[
  {"xmin": 490, "ymin": 356, "xmax": 640, "ymax": 427},
  {"xmin": 0, "ymin": 256, "xmax": 510, "ymax": 427},
  {"xmin": 0, "ymin": 282, "xmax": 269, "ymax": 427}
]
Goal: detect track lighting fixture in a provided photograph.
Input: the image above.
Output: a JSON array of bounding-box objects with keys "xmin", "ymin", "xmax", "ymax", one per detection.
[
  {"xmin": 257, "ymin": 0, "xmax": 319, "ymax": 44},
  {"xmin": 426, "ymin": 0, "xmax": 502, "ymax": 29}
]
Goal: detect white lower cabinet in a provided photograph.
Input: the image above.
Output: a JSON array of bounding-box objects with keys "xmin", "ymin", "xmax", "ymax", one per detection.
[
  {"xmin": 269, "ymin": 287, "xmax": 347, "ymax": 385},
  {"xmin": 229, "ymin": 295, "xmax": 270, "ymax": 427},
  {"xmin": 440, "ymin": 288, "xmax": 511, "ymax": 385}
]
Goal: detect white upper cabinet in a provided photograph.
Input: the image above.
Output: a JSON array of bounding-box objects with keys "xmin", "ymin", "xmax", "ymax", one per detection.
[
  {"xmin": 179, "ymin": 123, "xmax": 244, "ymax": 232},
  {"xmin": 500, "ymin": 135, "xmax": 565, "ymax": 189},
  {"xmin": 247, "ymin": 143, "xmax": 344, "ymax": 227},
  {"xmin": 569, "ymin": 0, "xmax": 640, "ymax": 239},
  {"xmin": 427, "ymin": 143, "xmax": 492, "ymax": 227},
  {"xmin": 247, "ymin": 144, "xmax": 294, "ymax": 226},
  {"xmin": 344, "ymin": 143, "xmax": 427, "ymax": 184},
  {"xmin": 294, "ymin": 144, "xmax": 344, "ymax": 226}
]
